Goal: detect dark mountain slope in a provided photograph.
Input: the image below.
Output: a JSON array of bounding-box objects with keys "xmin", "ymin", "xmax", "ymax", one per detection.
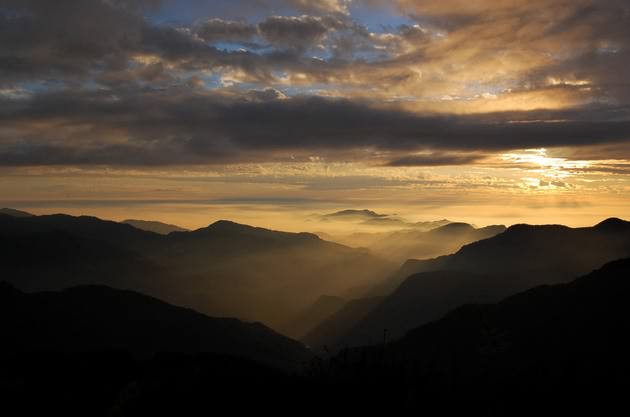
[
  {"xmin": 324, "ymin": 258, "xmax": 630, "ymax": 414},
  {"xmin": 379, "ymin": 217, "xmax": 630, "ymax": 294},
  {"xmin": 280, "ymin": 295, "xmax": 346, "ymax": 339},
  {"xmin": 0, "ymin": 213, "xmax": 163, "ymax": 253},
  {"xmin": 122, "ymin": 219, "xmax": 188, "ymax": 234},
  {"xmin": 415, "ymin": 218, "xmax": 630, "ymax": 279},
  {"xmin": 0, "ymin": 208, "xmax": 33, "ymax": 217},
  {"xmin": 398, "ymin": 256, "xmax": 630, "ymax": 360},
  {"xmin": 144, "ymin": 220, "xmax": 394, "ymax": 326},
  {"xmin": 0, "ymin": 214, "xmax": 393, "ymax": 332},
  {"xmin": 0, "ymin": 230, "xmax": 173, "ymax": 295},
  {"xmin": 302, "ymin": 296, "xmax": 386, "ymax": 350},
  {"xmin": 312, "ymin": 218, "xmax": 630, "ymax": 349},
  {"xmin": 339, "ymin": 270, "xmax": 505, "ymax": 346},
  {"xmin": 0, "ymin": 283, "xmax": 311, "ymax": 370}
]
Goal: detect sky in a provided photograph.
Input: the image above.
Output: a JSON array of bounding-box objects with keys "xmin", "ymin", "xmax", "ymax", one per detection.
[{"xmin": 1, "ymin": 0, "xmax": 629, "ymax": 230}]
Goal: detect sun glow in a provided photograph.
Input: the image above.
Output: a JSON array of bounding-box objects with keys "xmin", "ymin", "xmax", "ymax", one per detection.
[{"xmin": 501, "ymin": 148, "xmax": 591, "ymax": 179}]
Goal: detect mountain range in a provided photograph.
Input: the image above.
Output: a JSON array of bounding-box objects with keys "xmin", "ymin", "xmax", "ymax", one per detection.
[
  {"xmin": 306, "ymin": 218, "xmax": 630, "ymax": 350},
  {"xmin": 322, "ymin": 257, "xmax": 630, "ymax": 414},
  {"xmin": 2, "ymin": 208, "xmax": 630, "ymax": 414},
  {"xmin": 366, "ymin": 222, "xmax": 506, "ymax": 262},
  {"xmin": 315, "ymin": 212, "xmax": 505, "ymax": 261},
  {"xmin": 0, "ymin": 212, "xmax": 393, "ymax": 333}
]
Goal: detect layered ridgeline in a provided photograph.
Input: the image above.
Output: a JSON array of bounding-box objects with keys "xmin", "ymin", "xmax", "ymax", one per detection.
[
  {"xmin": 2, "ymin": 259, "xmax": 629, "ymax": 414},
  {"xmin": 122, "ymin": 219, "xmax": 189, "ymax": 235},
  {"xmin": 366, "ymin": 222, "xmax": 506, "ymax": 263},
  {"xmin": 315, "ymin": 210, "xmax": 505, "ymax": 262},
  {"xmin": 0, "ymin": 213, "xmax": 394, "ymax": 334},
  {"xmin": 307, "ymin": 218, "xmax": 630, "ymax": 349},
  {"xmin": 322, "ymin": 258, "xmax": 630, "ymax": 414},
  {"xmin": 0, "ymin": 283, "xmax": 310, "ymax": 370}
]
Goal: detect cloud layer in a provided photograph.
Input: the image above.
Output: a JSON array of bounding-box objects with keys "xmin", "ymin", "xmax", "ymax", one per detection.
[{"xmin": 0, "ymin": 0, "xmax": 629, "ymax": 168}]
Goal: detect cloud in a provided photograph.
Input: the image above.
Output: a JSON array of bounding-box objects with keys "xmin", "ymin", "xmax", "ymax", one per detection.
[
  {"xmin": 386, "ymin": 153, "xmax": 486, "ymax": 167},
  {"xmin": 0, "ymin": 0, "xmax": 156, "ymax": 82},
  {"xmin": 0, "ymin": 0, "xmax": 629, "ymax": 169},
  {"xmin": 258, "ymin": 15, "xmax": 337, "ymax": 50},
  {"xmin": 1, "ymin": 86, "xmax": 630, "ymax": 166},
  {"xmin": 288, "ymin": 0, "xmax": 351, "ymax": 15},
  {"xmin": 195, "ymin": 18, "xmax": 258, "ymax": 43}
]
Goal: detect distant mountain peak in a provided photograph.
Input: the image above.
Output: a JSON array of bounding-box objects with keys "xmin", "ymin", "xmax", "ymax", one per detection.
[
  {"xmin": 433, "ymin": 222, "xmax": 475, "ymax": 232},
  {"xmin": 504, "ymin": 223, "xmax": 569, "ymax": 233},
  {"xmin": 198, "ymin": 220, "xmax": 321, "ymax": 241},
  {"xmin": 203, "ymin": 220, "xmax": 263, "ymax": 233},
  {"xmin": 208, "ymin": 219, "xmax": 246, "ymax": 228},
  {"xmin": 323, "ymin": 209, "xmax": 388, "ymax": 219},
  {"xmin": 0, "ymin": 208, "xmax": 33, "ymax": 218},
  {"xmin": 595, "ymin": 217, "xmax": 630, "ymax": 231}
]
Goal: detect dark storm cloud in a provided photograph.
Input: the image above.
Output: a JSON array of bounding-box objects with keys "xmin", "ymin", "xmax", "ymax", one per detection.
[
  {"xmin": 1, "ymin": 88, "xmax": 630, "ymax": 166},
  {"xmin": 0, "ymin": 0, "xmax": 158, "ymax": 81}
]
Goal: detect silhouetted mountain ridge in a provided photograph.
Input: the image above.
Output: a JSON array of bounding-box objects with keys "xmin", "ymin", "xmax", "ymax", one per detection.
[
  {"xmin": 334, "ymin": 270, "xmax": 501, "ymax": 348},
  {"xmin": 0, "ymin": 283, "xmax": 311, "ymax": 369},
  {"xmin": 0, "ymin": 213, "xmax": 393, "ymax": 332},
  {"xmin": 321, "ymin": 258, "xmax": 630, "ymax": 414},
  {"xmin": 188, "ymin": 219, "xmax": 321, "ymax": 242},
  {"xmin": 123, "ymin": 219, "xmax": 188, "ymax": 235},
  {"xmin": 594, "ymin": 216, "xmax": 630, "ymax": 232},
  {"xmin": 0, "ymin": 208, "xmax": 33, "ymax": 217},
  {"xmin": 390, "ymin": 217, "xmax": 630, "ymax": 287},
  {"xmin": 311, "ymin": 218, "xmax": 630, "ymax": 349}
]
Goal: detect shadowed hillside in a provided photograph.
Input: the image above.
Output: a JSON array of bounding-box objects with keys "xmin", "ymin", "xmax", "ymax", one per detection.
[
  {"xmin": 0, "ymin": 208, "xmax": 33, "ymax": 217},
  {"xmin": 0, "ymin": 213, "xmax": 394, "ymax": 332},
  {"xmin": 280, "ymin": 295, "xmax": 346, "ymax": 339},
  {"xmin": 122, "ymin": 219, "xmax": 189, "ymax": 234},
  {"xmin": 0, "ymin": 283, "xmax": 311, "ymax": 370},
  {"xmin": 303, "ymin": 296, "xmax": 385, "ymax": 349},
  {"xmin": 379, "ymin": 217, "xmax": 630, "ymax": 294},
  {"xmin": 337, "ymin": 270, "xmax": 503, "ymax": 347},
  {"xmin": 4, "ymin": 259, "xmax": 628, "ymax": 415},
  {"xmin": 309, "ymin": 218, "xmax": 630, "ymax": 349},
  {"xmin": 426, "ymin": 218, "xmax": 630, "ymax": 276},
  {"xmin": 320, "ymin": 258, "xmax": 630, "ymax": 414}
]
